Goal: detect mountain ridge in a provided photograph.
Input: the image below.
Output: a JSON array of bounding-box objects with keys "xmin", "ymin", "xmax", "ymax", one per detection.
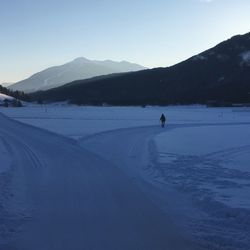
[
  {"xmin": 31, "ymin": 32, "xmax": 250, "ymax": 105},
  {"xmin": 9, "ymin": 57, "xmax": 146, "ymax": 93}
]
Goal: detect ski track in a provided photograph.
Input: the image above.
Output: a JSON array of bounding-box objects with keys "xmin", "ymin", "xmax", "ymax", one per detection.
[
  {"xmin": 0, "ymin": 113, "xmax": 201, "ymax": 250},
  {"xmin": 2, "ymin": 109, "xmax": 250, "ymax": 250},
  {"xmin": 79, "ymin": 123, "xmax": 250, "ymax": 250},
  {"xmin": 0, "ymin": 134, "xmax": 14, "ymax": 247}
]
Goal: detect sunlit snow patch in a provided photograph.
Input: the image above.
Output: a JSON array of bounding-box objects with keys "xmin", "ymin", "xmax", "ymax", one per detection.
[
  {"xmin": 0, "ymin": 93, "xmax": 14, "ymax": 102},
  {"xmin": 240, "ymin": 50, "xmax": 250, "ymax": 65},
  {"xmin": 192, "ymin": 54, "xmax": 206, "ymax": 61}
]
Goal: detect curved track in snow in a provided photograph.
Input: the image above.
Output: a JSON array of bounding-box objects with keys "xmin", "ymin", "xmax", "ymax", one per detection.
[
  {"xmin": 79, "ymin": 122, "xmax": 250, "ymax": 250},
  {"xmin": 0, "ymin": 113, "xmax": 200, "ymax": 250}
]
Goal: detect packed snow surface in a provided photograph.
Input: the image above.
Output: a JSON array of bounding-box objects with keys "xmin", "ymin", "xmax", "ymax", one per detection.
[
  {"xmin": 1, "ymin": 105, "xmax": 250, "ymax": 249},
  {"xmin": 0, "ymin": 137, "xmax": 11, "ymax": 174}
]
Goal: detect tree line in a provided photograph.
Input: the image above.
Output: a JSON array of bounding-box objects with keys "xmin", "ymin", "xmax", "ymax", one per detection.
[{"xmin": 0, "ymin": 85, "xmax": 30, "ymax": 102}]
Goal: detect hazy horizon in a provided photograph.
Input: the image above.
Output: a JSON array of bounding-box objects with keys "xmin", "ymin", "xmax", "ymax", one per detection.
[{"xmin": 1, "ymin": 0, "xmax": 250, "ymax": 83}]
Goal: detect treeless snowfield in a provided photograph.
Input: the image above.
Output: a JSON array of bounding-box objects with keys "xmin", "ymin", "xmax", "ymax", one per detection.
[{"xmin": 1, "ymin": 105, "xmax": 250, "ymax": 249}]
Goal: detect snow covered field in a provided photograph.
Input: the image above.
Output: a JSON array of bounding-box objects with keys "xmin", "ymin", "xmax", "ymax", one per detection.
[
  {"xmin": 0, "ymin": 137, "xmax": 11, "ymax": 174},
  {"xmin": 1, "ymin": 105, "xmax": 250, "ymax": 249}
]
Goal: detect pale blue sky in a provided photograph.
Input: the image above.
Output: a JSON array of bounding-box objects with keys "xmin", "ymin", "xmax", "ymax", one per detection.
[{"xmin": 1, "ymin": 0, "xmax": 250, "ymax": 83}]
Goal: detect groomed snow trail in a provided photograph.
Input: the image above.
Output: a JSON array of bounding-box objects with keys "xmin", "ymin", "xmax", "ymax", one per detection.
[
  {"xmin": 79, "ymin": 123, "xmax": 250, "ymax": 250},
  {"xmin": 0, "ymin": 113, "xmax": 199, "ymax": 250},
  {"xmin": 79, "ymin": 125, "xmax": 205, "ymax": 247}
]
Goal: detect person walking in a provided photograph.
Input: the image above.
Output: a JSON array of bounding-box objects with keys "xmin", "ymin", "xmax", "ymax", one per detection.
[{"xmin": 160, "ymin": 113, "xmax": 166, "ymax": 127}]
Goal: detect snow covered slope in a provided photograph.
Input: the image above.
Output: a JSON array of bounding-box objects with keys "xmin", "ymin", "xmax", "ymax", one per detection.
[
  {"xmin": 2, "ymin": 105, "xmax": 250, "ymax": 249},
  {"xmin": 0, "ymin": 112, "xmax": 198, "ymax": 250},
  {"xmin": 9, "ymin": 57, "xmax": 146, "ymax": 93},
  {"xmin": 79, "ymin": 122, "xmax": 250, "ymax": 250}
]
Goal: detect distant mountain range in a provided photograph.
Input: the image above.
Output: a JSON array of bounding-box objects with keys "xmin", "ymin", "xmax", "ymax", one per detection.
[
  {"xmin": 9, "ymin": 57, "xmax": 146, "ymax": 93},
  {"xmin": 1, "ymin": 82, "xmax": 13, "ymax": 87},
  {"xmin": 31, "ymin": 32, "xmax": 250, "ymax": 106}
]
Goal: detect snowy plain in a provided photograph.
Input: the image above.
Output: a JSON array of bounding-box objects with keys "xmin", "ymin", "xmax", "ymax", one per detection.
[{"xmin": 1, "ymin": 105, "xmax": 250, "ymax": 249}]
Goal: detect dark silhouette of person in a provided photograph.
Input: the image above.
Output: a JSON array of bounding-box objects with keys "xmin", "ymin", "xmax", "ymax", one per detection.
[{"xmin": 160, "ymin": 113, "xmax": 166, "ymax": 127}]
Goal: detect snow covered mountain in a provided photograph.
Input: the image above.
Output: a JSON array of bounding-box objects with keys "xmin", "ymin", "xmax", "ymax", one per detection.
[
  {"xmin": 31, "ymin": 31, "xmax": 250, "ymax": 105},
  {"xmin": 9, "ymin": 57, "xmax": 146, "ymax": 93}
]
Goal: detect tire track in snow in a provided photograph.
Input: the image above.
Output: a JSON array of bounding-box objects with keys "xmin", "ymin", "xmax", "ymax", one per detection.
[
  {"xmin": 18, "ymin": 142, "xmax": 44, "ymax": 169},
  {"xmin": 0, "ymin": 127, "xmax": 44, "ymax": 170}
]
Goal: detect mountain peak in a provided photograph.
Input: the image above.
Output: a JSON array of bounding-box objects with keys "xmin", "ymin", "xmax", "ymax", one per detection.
[
  {"xmin": 9, "ymin": 57, "xmax": 145, "ymax": 93},
  {"xmin": 71, "ymin": 57, "xmax": 90, "ymax": 64},
  {"xmin": 31, "ymin": 31, "xmax": 250, "ymax": 106}
]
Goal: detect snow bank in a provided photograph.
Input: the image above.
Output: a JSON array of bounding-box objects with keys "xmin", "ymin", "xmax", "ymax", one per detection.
[{"xmin": 0, "ymin": 93, "xmax": 14, "ymax": 102}]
